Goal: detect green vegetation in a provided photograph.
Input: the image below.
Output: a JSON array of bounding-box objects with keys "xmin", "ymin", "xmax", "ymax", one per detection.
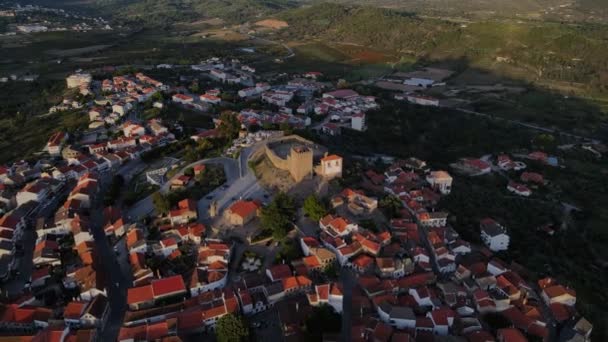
[
  {"xmin": 274, "ymin": 239, "xmax": 302, "ymax": 263},
  {"xmin": 217, "ymin": 111, "xmax": 242, "ymax": 140},
  {"xmin": 260, "ymin": 192, "xmax": 296, "ymax": 240},
  {"xmin": 379, "ymin": 194, "xmax": 404, "ymax": 219},
  {"xmin": 124, "ymin": 180, "xmax": 159, "ymax": 206},
  {"xmin": 215, "ymin": 313, "xmax": 249, "ymax": 342},
  {"xmin": 91, "ymin": 0, "xmax": 295, "ymax": 27},
  {"xmin": 0, "ymin": 80, "xmax": 80, "ymax": 163},
  {"xmin": 336, "ymin": 94, "xmax": 608, "ymax": 340},
  {"xmin": 152, "ymin": 191, "xmax": 171, "ymax": 215},
  {"xmin": 278, "ymin": 4, "xmax": 608, "ymax": 96},
  {"xmin": 152, "ymin": 164, "xmax": 226, "ymax": 214},
  {"xmin": 303, "ymin": 194, "xmax": 327, "ymax": 221},
  {"xmin": 322, "ymin": 0, "xmax": 606, "ymax": 22}
]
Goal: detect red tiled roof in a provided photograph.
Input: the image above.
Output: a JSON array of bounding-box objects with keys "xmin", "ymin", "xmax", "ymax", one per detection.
[
  {"xmin": 126, "ymin": 229, "xmax": 144, "ymax": 249},
  {"xmin": 316, "ymin": 284, "xmax": 330, "ymax": 301},
  {"xmin": 127, "ymin": 285, "xmax": 154, "ymax": 304},
  {"xmin": 178, "ymin": 310, "xmax": 203, "ymax": 331},
  {"xmin": 147, "ymin": 321, "xmax": 169, "ymax": 340},
  {"xmin": 227, "ymin": 200, "xmax": 260, "ymax": 219},
  {"xmin": 64, "ymin": 301, "xmax": 86, "ymax": 319},
  {"xmin": 152, "ymin": 275, "xmax": 186, "ymax": 297},
  {"xmin": 550, "ymin": 302, "xmax": 573, "ymax": 322},
  {"xmin": 303, "ymin": 255, "xmax": 321, "ymax": 269},
  {"xmin": 321, "ymin": 154, "xmax": 342, "ymax": 162},
  {"xmin": 352, "ymin": 254, "xmax": 374, "ymax": 269},
  {"xmin": 268, "ymin": 264, "xmax": 292, "ymax": 281},
  {"xmin": 544, "ymin": 285, "xmax": 576, "ymax": 299},
  {"xmin": 204, "ymin": 304, "xmax": 227, "ymax": 320}
]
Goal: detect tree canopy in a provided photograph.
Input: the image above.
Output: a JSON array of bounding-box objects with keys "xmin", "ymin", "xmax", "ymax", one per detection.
[
  {"xmin": 303, "ymin": 194, "xmax": 327, "ymax": 221},
  {"xmin": 260, "ymin": 192, "xmax": 296, "ymax": 240},
  {"xmin": 216, "ymin": 314, "xmax": 249, "ymax": 342},
  {"xmin": 218, "ymin": 111, "xmax": 241, "ymax": 140},
  {"xmin": 152, "ymin": 192, "xmax": 171, "ymax": 215}
]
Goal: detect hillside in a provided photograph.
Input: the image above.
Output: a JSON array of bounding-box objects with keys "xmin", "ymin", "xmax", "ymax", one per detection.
[
  {"xmin": 308, "ymin": 0, "xmax": 608, "ymax": 22},
  {"xmin": 20, "ymin": 0, "xmax": 298, "ymax": 25},
  {"xmin": 276, "ymin": 4, "xmax": 608, "ymax": 94}
]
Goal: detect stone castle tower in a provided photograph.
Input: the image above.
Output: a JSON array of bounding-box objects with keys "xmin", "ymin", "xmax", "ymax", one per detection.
[{"xmin": 288, "ymin": 145, "xmax": 313, "ymax": 182}]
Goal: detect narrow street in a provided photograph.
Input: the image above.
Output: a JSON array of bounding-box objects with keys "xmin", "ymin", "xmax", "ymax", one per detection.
[
  {"xmin": 340, "ymin": 267, "xmax": 355, "ymax": 342},
  {"xmin": 91, "ymin": 174, "xmax": 130, "ymax": 341}
]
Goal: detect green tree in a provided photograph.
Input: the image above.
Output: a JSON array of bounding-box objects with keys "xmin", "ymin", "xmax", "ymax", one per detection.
[
  {"xmin": 218, "ymin": 111, "xmax": 241, "ymax": 139},
  {"xmin": 152, "ymin": 192, "xmax": 171, "ymax": 215},
  {"xmin": 379, "ymin": 194, "xmax": 404, "ymax": 219},
  {"xmin": 279, "ymin": 122, "xmax": 293, "ymax": 135},
  {"xmin": 190, "ymin": 80, "xmax": 200, "ymax": 93},
  {"xmin": 303, "ymin": 195, "xmax": 327, "ymax": 221},
  {"xmin": 216, "ymin": 314, "xmax": 249, "ymax": 342},
  {"xmin": 260, "ymin": 192, "xmax": 295, "ymax": 241}
]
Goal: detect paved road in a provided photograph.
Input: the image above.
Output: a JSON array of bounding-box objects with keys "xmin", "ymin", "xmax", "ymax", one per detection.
[
  {"xmin": 91, "ymin": 175, "xmax": 130, "ymax": 341},
  {"xmin": 340, "ymin": 267, "xmax": 356, "ymax": 342},
  {"xmin": 250, "ymin": 307, "xmax": 283, "ymax": 342}
]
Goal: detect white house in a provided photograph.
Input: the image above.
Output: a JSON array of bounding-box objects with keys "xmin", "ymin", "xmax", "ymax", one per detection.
[
  {"xmin": 351, "ymin": 113, "xmax": 366, "ymax": 131},
  {"xmin": 426, "ymin": 171, "xmax": 453, "ymax": 195},
  {"xmin": 377, "ymin": 302, "xmax": 416, "ymax": 329},
  {"xmin": 480, "ymin": 218, "xmax": 509, "ymax": 251},
  {"xmin": 542, "ymin": 285, "xmax": 576, "ymax": 307},
  {"xmin": 112, "ymin": 102, "xmax": 131, "ymax": 116},
  {"xmin": 172, "ymin": 94, "xmax": 194, "ymax": 105},
  {"xmin": 200, "ymin": 94, "xmax": 221, "ymax": 104},
  {"xmin": 317, "ymin": 154, "xmax": 343, "ymax": 179},
  {"xmin": 16, "ymin": 180, "xmax": 50, "ymax": 206}
]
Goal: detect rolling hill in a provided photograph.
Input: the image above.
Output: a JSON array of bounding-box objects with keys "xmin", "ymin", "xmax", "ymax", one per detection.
[
  {"xmin": 276, "ymin": 4, "xmax": 608, "ymax": 93},
  {"xmin": 18, "ymin": 0, "xmax": 298, "ymax": 24},
  {"xmin": 305, "ymin": 0, "xmax": 608, "ymax": 22}
]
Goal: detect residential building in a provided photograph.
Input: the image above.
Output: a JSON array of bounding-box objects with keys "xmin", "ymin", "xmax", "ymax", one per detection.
[
  {"xmin": 480, "ymin": 218, "xmax": 509, "ymax": 251},
  {"xmin": 316, "ymin": 154, "xmax": 343, "ymax": 179},
  {"xmin": 224, "ymin": 200, "xmax": 261, "ymax": 226},
  {"xmin": 169, "ymin": 199, "xmax": 197, "ymax": 226},
  {"xmin": 426, "ymin": 171, "xmax": 453, "ymax": 195}
]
